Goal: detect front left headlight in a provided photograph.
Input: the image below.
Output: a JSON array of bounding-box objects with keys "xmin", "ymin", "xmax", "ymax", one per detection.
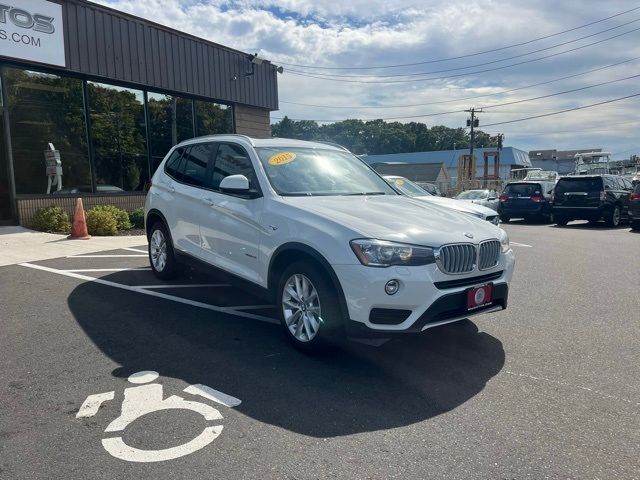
[
  {"xmin": 350, "ymin": 239, "xmax": 435, "ymax": 267},
  {"xmin": 499, "ymin": 228, "xmax": 510, "ymax": 253}
]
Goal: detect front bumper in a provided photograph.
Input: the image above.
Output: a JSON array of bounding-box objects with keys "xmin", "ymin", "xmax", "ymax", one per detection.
[{"xmin": 333, "ymin": 249, "xmax": 515, "ymax": 336}]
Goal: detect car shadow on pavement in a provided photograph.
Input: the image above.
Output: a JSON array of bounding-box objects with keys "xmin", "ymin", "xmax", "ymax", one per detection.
[{"xmin": 68, "ymin": 278, "xmax": 505, "ymax": 438}]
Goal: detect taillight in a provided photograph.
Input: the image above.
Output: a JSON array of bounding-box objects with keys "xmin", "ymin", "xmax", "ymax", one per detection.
[
  {"xmin": 631, "ymin": 193, "xmax": 640, "ymax": 200},
  {"xmin": 530, "ymin": 196, "xmax": 544, "ymax": 202},
  {"xmin": 600, "ymin": 191, "xmax": 606, "ymax": 201},
  {"xmin": 499, "ymin": 194, "xmax": 508, "ymax": 202}
]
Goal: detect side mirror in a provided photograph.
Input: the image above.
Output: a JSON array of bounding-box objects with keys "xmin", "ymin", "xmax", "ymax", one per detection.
[{"xmin": 220, "ymin": 174, "xmax": 250, "ymax": 194}]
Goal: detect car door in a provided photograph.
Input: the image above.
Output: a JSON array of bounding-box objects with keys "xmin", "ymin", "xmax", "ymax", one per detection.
[
  {"xmin": 199, "ymin": 142, "xmax": 266, "ymax": 285},
  {"xmin": 170, "ymin": 144, "xmax": 215, "ymax": 258}
]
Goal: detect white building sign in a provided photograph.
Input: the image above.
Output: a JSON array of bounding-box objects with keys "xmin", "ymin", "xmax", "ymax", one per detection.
[{"xmin": 0, "ymin": 0, "xmax": 65, "ymax": 67}]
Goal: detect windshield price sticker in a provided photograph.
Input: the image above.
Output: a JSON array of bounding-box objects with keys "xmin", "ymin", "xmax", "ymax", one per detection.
[
  {"xmin": 269, "ymin": 152, "xmax": 296, "ymax": 166},
  {"xmin": 395, "ymin": 178, "xmax": 405, "ymax": 186}
]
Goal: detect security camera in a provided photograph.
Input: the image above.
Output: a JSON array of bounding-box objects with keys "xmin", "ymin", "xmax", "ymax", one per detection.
[
  {"xmin": 249, "ymin": 53, "xmax": 263, "ymax": 65},
  {"xmin": 276, "ymin": 66, "xmax": 284, "ymax": 74}
]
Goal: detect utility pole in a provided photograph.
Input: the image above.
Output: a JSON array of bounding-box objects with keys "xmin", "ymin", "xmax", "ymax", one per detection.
[{"xmin": 465, "ymin": 108, "xmax": 482, "ymax": 159}]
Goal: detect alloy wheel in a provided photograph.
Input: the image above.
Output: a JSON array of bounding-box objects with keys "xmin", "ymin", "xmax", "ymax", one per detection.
[
  {"xmin": 282, "ymin": 274, "xmax": 322, "ymax": 342},
  {"xmin": 150, "ymin": 229, "xmax": 167, "ymax": 272}
]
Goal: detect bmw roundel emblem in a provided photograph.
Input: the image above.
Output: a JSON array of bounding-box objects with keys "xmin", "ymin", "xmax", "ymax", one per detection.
[{"xmin": 464, "ymin": 232, "xmax": 474, "ymax": 239}]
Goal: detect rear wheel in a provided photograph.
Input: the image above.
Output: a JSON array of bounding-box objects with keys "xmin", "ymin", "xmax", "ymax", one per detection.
[
  {"xmin": 277, "ymin": 262, "xmax": 344, "ymax": 353},
  {"xmin": 148, "ymin": 222, "xmax": 180, "ymax": 280},
  {"xmin": 604, "ymin": 206, "xmax": 621, "ymax": 227},
  {"xmin": 555, "ymin": 216, "xmax": 569, "ymax": 226}
]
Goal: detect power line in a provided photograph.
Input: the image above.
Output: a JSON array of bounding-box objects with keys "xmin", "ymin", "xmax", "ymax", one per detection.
[
  {"xmin": 273, "ymin": 6, "xmax": 640, "ymax": 70},
  {"xmin": 274, "ymin": 72, "xmax": 640, "ymax": 122},
  {"xmin": 280, "ymin": 56, "xmax": 640, "ymax": 109},
  {"xmin": 480, "ymin": 93, "xmax": 640, "ymax": 127},
  {"xmin": 284, "ymin": 26, "xmax": 640, "ymax": 84},
  {"xmin": 286, "ymin": 17, "xmax": 640, "ymax": 78}
]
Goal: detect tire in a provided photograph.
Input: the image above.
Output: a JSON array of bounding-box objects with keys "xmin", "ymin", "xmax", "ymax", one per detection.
[
  {"xmin": 555, "ymin": 216, "xmax": 568, "ymax": 226},
  {"xmin": 277, "ymin": 261, "xmax": 344, "ymax": 353},
  {"xmin": 499, "ymin": 215, "xmax": 510, "ymax": 223},
  {"xmin": 604, "ymin": 206, "xmax": 621, "ymax": 227},
  {"xmin": 632, "ymin": 220, "xmax": 640, "ymax": 231},
  {"xmin": 148, "ymin": 221, "xmax": 180, "ymax": 280}
]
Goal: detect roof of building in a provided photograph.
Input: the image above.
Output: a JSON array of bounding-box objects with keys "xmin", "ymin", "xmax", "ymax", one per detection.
[
  {"xmin": 363, "ymin": 146, "xmax": 531, "ymax": 168},
  {"xmin": 373, "ymin": 162, "xmax": 446, "ymax": 182}
]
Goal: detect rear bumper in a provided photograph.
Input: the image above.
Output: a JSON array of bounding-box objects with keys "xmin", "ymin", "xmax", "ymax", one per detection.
[
  {"xmin": 630, "ymin": 205, "xmax": 640, "ymax": 220},
  {"xmin": 552, "ymin": 205, "xmax": 603, "ymax": 219},
  {"xmin": 498, "ymin": 204, "xmax": 545, "ymax": 216}
]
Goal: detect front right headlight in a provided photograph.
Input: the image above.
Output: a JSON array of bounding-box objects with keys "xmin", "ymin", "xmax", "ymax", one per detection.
[
  {"xmin": 350, "ymin": 239, "xmax": 435, "ymax": 267},
  {"xmin": 499, "ymin": 228, "xmax": 510, "ymax": 253}
]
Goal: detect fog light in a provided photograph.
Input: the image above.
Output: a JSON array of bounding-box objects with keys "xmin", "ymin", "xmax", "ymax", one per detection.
[{"xmin": 385, "ymin": 279, "xmax": 400, "ymax": 295}]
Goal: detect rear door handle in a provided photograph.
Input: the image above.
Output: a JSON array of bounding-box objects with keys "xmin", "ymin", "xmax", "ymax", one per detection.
[
  {"xmin": 169, "ymin": 185, "xmax": 175, "ymax": 193},
  {"xmin": 203, "ymin": 197, "xmax": 215, "ymax": 206}
]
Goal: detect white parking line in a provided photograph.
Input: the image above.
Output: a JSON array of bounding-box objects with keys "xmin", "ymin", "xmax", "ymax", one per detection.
[
  {"xmin": 122, "ymin": 247, "xmax": 148, "ymax": 254},
  {"xmin": 19, "ymin": 263, "xmax": 279, "ymax": 325},
  {"xmin": 511, "ymin": 242, "xmax": 533, "ymax": 248},
  {"xmin": 64, "ymin": 268, "xmax": 151, "ymax": 272},
  {"xmin": 137, "ymin": 284, "xmax": 230, "ymax": 289},
  {"xmin": 67, "ymin": 254, "xmax": 148, "ymax": 258}
]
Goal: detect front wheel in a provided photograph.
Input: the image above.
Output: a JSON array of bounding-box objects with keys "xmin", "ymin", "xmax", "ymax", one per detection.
[
  {"xmin": 499, "ymin": 215, "xmax": 510, "ymax": 223},
  {"xmin": 148, "ymin": 222, "xmax": 180, "ymax": 280},
  {"xmin": 555, "ymin": 215, "xmax": 569, "ymax": 226},
  {"xmin": 277, "ymin": 262, "xmax": 344, "ymax": 353},
  {"xmin": 631, "ymin": 220, "xmax": 640, "ymax": 231},
  {"xmin": 604, "ymin": 206, "xmax": 621, "ymax": 227}
]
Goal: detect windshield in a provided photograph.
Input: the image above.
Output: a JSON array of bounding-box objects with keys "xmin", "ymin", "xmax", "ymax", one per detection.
[
  {"xmin": 555, "ymin": 177, "xmax": 603, "ymax": 193},
  {"xmin": 255, "ymin": 147, "xmax": 397, "ymax": 196},
  {"xmin": 457, "ymin": 190, "xmax": 488, "ymax": 199},
  {"xmin": 384, "ymin": 177, "xmax": 429, "ymax": 197}
]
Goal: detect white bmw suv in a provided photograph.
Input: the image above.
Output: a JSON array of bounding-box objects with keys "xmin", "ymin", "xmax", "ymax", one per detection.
[{"xmin": 145, "ymin": 135, "xmax": 515, "ymax": 351}]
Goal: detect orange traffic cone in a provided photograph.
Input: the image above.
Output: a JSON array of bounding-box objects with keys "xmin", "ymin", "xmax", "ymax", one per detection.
[{"xmin": 68, "ymin": 198, "xmax": 91, "ymax": 240}]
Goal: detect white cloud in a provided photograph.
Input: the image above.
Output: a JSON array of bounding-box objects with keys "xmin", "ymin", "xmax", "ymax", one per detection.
[{"xmin": 96, "ymin": 0, "xmax": 640, "ymax": 155}]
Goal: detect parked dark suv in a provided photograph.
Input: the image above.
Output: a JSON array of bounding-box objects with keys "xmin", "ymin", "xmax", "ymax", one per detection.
[
  {"xmin": 552, "ymin": 175, "xmax": 634, "ymax": 227},
  {"xmin": 630, "ymin": 182, "xmax": 640, "ymax": 230},
  {"xmin": 498, "ymin": 181, "xmax": 555, "ymax": 223}
]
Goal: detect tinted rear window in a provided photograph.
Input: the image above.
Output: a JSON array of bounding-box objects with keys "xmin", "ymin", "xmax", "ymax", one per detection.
[
  {"xmin": 555, "ymin": 177, "xmax": 603, "ymax": 193},
  {"xmin": 504, "ymin": 183, "xmax": 541, "ymax": 196}
]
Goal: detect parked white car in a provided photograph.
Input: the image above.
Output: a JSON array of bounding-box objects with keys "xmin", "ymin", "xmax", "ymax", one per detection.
[
  {"xmin": 383, "ymin": 175, "xmax": 500, "ymax": 225},
  {"xmin": 145, "ymin": 135, "xmax": 514, "ymax": 351},
  {"xmin": 456, "ymin": 189, "xmax": 500, "ymax": 211}
]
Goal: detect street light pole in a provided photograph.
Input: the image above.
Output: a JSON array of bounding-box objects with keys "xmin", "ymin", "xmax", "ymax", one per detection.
[{"xmin": 465, "ymin": 108, "xmax": 482, "ymax": 160}]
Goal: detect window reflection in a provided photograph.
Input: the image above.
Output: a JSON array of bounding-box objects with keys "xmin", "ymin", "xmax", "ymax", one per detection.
[
  {"xmin": 88, "ymin": 82, "xmax": 148, "ymax": 192},
  {"xmin": 147, "ymin": 93, "xmax": 194, "ymax": 172},
  {"xmin": 195, "ymin": 100, "xmax": 232, "ymax": 137},
  {"xmin": 4, "ymin": 68, "xmax": 91, "ymax": 194}
]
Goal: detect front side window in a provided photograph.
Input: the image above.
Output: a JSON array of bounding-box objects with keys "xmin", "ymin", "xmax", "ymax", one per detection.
[
  {"xmin": 255, "ymin": 147, "xmax": 397, "ymax": 196},
  {"xmin": 212, "ymin": 143, "xmax": 258, "ymax": 191},
  {"xmin": 386, "ymin": 177, "xmax": 428, "ymax": 197}
]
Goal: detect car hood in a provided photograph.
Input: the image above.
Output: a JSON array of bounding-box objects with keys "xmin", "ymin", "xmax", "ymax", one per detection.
[
  {"xmin": 282, "ymin": 195, "xmax": 500, "ymax": 246},
  {"xmin": 413, "ymin": 195, "xmax": 496, "ymax": 217}
]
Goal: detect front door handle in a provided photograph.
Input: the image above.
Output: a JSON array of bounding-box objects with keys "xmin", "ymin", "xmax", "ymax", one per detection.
[
  {"xmin": 203, "ymin": 197, "xmax": 215, "ymax": 206},
  {"xmin": 169, "ymin": 185, "xmax": 175, "ymax": 193}
]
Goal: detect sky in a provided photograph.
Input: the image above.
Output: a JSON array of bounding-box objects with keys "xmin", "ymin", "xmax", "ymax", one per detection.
[{"xmin": 97, "ymin": 0, "xmax": 640, "ymax": 157}]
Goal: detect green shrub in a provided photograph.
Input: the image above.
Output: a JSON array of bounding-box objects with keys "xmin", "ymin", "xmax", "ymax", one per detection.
[
  {"xmin": 91, "ymin": 205, "xmax": 132, "ymax": 231},
  {"xmin": 129, "ymin": 208, "xmax": 145, "ymax": 229},
  {"xmin": 31, "ymin": 206, "xmax": 72, "ymax": 233},
  {"xmin": 86, "ymin": 209, "xmax": 118, "ymax": 236}
]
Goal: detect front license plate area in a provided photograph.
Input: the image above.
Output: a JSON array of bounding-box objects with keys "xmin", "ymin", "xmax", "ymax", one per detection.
[{"xmin": 466, "ymin": 284, "xmax": 493, "ymax": 310}]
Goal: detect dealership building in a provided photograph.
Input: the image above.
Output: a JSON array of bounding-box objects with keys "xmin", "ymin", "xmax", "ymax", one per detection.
[{"xmin": 0, "ymin": 0, "xmax": 279, "ymax": 226}]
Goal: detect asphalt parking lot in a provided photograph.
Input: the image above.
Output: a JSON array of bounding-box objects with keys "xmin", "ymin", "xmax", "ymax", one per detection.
[{"xmin": 1, "ymin": 221, "xmax": 638, "ymax": 480}]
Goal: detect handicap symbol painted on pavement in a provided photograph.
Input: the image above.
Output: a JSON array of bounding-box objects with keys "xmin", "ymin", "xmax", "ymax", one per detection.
[{"xmin": 76, "ymin": 371, "xmax": 241, "ymax": 463}]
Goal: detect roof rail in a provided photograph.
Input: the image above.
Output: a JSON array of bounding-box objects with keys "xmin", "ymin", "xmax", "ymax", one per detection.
[
  {"xmin": 187, "ymin": 133, "xmax": 256, "ymax": 146},
  {"xmin": 315, "ymin": 140, "xmax": 350, "ymax": 152}
]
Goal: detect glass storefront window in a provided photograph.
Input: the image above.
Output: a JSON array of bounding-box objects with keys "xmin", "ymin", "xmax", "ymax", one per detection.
[
  {"xmin": 195, "ymin": 100, "xmax": 232, "ymax": 137},
  {"xmin": 88, "ymin": 82, "xmax": 148, "ymax": 192},
  {"xmin": 147, "ymin": 93, "xmax": 194, "ymax": 173},
  {"xmin": 4, "ymin": 68, "xmax": 91, "ymax": 194}
]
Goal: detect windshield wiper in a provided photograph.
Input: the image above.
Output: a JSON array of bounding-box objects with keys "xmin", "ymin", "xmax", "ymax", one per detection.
[{"xmin": 342, "ymin": 192, "xmax": 387, "ymax": 196}]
